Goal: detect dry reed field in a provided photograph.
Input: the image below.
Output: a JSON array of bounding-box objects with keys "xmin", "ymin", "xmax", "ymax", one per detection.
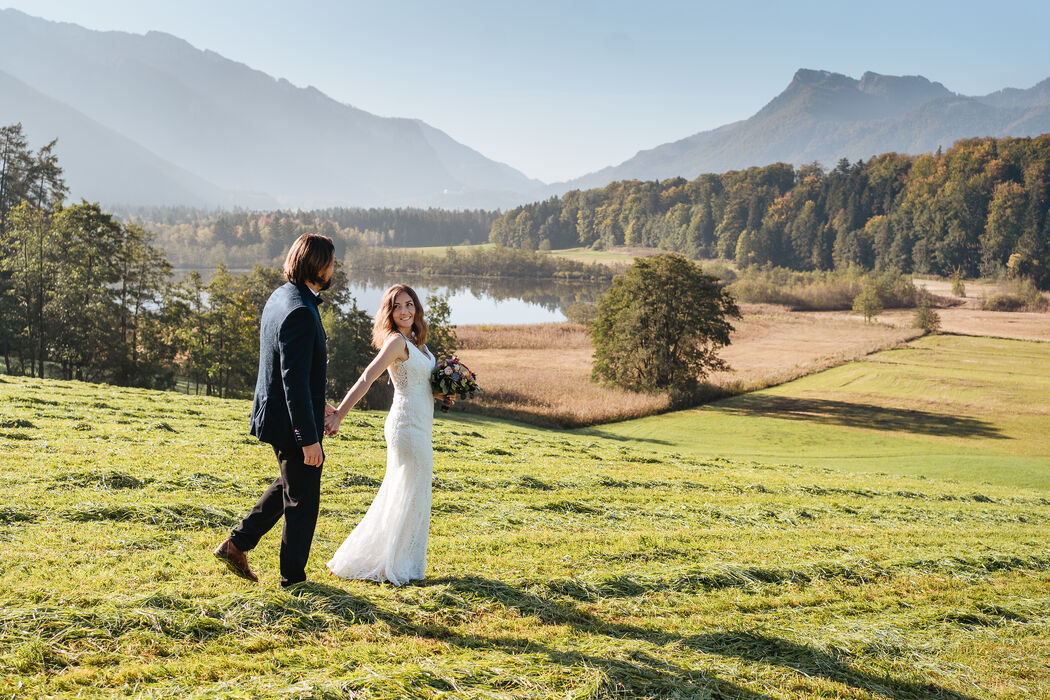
[
  {"xmin": 455, "ymin": 306, "xmax": 921, "ymax": 427},
  {"xmin": 455, "ymin": 323, "xmax": 670, "ymax": 426}
]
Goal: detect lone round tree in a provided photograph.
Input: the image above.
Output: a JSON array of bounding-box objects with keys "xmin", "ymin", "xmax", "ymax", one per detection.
[{"xmin": 590, "ymin": 254, "xmax": 740, "ymax": 397}]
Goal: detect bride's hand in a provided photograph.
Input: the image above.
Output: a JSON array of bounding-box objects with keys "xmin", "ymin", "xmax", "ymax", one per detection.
[
  {"xmin": 325, "ymin": 403, "xmax": 338, "ymax": 416},
  {"xmin": 324, "ymin": 413, "xmax": 342, "ymax": 436}
]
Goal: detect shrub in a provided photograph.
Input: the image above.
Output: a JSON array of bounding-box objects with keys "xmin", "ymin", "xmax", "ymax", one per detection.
[
  {"xmin": 982, "ymin": 278, "xmax": 1049, "ymax": 312},
  {"xmin": 913, "ymin": 293, "xmax": 941, "ymax": 332},
  {"xmin": 852, "ymin": 285, "xmax": 883, "ymax": 323},
  {"xmin": 729, "ymin": 266, "xmax": 915, "ymax": 311},
  {"xmin": 951, "ymin": 268, "xmax": 966, "ymax": 298}
]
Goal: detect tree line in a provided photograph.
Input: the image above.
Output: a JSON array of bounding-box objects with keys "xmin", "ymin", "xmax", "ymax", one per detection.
[
  {"xmin": 114, "ymin": 205, "xmax": 500, "ymax": 267},
  {"xmin": 344, "ymin": 245, "xmax": 616, "ymax": 281},
  {"xmin": 489, "ymin": 136, "xmax": 1050, "ymax": 288},
  {"xmin": 0, "ymin": 123, "xmax": 457, "ymax": 399}
]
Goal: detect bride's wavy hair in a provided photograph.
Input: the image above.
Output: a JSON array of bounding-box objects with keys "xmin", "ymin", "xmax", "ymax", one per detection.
[{"xmin": 372, "ymin": 284, "xmax": 428, "ymax": 350}]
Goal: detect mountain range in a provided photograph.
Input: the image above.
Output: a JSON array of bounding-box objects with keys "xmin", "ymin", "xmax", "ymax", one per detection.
[
  {"xmin": 554, "ymin": 69, "xmax": 1050, "ymax": 193},
  {"xmin": 2, "ymin": 8, "xmax": 1049, "ymax": 210}
]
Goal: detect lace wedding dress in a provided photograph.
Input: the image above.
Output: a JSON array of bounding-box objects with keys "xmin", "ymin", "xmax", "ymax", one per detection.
[{"xmin": 327, "ymin": 336, "xmax": 435, "ymax": 585}]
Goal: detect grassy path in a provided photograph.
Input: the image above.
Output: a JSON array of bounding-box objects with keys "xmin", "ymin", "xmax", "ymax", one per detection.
[{"xmin": 0, "ymin": 356, "xmax": 1047, "ymax": 696}]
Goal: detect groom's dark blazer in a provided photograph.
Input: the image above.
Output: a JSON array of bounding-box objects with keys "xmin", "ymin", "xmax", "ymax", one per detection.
[{"xmin": 249, "ymin": 282, "xmax": 327, "ymax": 448}]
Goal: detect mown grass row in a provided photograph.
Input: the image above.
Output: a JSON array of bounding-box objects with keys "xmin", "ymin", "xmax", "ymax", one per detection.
[{"xmin": 1, "ymin": 373, "xmax": 1048, "ymax": 697}]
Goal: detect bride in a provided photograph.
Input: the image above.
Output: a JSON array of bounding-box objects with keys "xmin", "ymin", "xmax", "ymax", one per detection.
[{"xmin": 323, "ymin": 284, "xmax": 449, "ymax": 585}]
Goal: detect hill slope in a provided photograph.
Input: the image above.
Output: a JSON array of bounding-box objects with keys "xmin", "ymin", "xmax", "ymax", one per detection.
[
  {"xmin": 587, "ymin": 334, "xmax": 1050, "ymax": 491},
  {"xmin": 0, "ymin": 349, "xmax": 1047, "ymax": 696}
]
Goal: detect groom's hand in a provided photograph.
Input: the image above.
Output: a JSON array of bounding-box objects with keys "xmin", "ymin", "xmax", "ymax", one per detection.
[
  {"xmin": 324, "ymin": 413, "xmax": 342, "ymax": 436},
  {"xmin": 325, "ymin": 403, "xmax": 338, "ymax": 416},
  {"xmin": 302, "ymin": 442, "xmax": 324, "ymax": 467}
]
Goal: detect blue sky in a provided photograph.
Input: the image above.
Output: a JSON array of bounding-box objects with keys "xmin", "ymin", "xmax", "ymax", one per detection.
[{"xmin": 4, "ymin": 1, "xmax": 1049, "ymax": 182}]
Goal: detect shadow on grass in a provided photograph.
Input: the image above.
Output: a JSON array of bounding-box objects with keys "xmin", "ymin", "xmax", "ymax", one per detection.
[
  {"xmin": 290, "ymin": 580, "xmax": 769, "ymax": 698},
  {"xmin": 428, "ymin": 576, "xmax": 979, "ymax": 699},
  {"xmin": 575, "ymin": 429, "xmax": 677, "ymax": 447},
  {"xmin": 295, "ymin": 577, "xmax": 976, "ymax": 699},
  {"xmin": 713, "ymin": 394, "xmax": 1006, "ymax": 440}
]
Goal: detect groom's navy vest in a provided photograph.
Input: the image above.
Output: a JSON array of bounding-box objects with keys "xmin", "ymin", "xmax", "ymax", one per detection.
[{"xmin": 250, "ymin": 282, "xmax": 327, "ymax": 448}]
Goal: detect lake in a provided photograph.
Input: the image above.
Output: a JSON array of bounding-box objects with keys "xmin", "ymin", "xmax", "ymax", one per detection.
[
  {"xmin": 173, "ymin": 269, "xmax": 607, "ymax": 325},
  {"xmin": 342, "ymin": 272, "xmax": 605, "ymax": 325}
]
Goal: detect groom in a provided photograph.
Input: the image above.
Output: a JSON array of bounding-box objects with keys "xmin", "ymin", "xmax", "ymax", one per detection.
[{"xmin": 213, "ymin": 233, "xmax": 335, "ymax": 587}]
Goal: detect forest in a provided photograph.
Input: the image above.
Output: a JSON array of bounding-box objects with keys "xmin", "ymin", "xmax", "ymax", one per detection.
[
  {"xmin": 115, "ymin": 205, "xmax": 499, "ymax": 267},
  {"xmin": 489, "ymin": 136, "xmax": 1050, "ymax": 287}
]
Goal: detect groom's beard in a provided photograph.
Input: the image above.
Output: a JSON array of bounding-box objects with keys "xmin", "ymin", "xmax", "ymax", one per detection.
[{"xmin": 312, "ymin": 275, "xmax": 332, "ymax": 292}]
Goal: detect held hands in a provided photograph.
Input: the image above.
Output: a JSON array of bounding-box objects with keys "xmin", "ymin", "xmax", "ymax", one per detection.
[
  {"xmin": 324, "ymin": 412, "xmax": 342, "ymax": 437},
  {"xmin": 323, "ymin": 403, "xmax": 341, "ymax": 437}
]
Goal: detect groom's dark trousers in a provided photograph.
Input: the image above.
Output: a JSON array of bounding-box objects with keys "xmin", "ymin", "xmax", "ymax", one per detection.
[{"xmin": 229, "ymin": 282, "xmax": 327, "ymax": 587}]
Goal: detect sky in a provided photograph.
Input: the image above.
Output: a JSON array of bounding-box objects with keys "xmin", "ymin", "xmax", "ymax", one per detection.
[{"xmin": 4, "ymin": 1, "xmax": 1049, "ymax": 183}]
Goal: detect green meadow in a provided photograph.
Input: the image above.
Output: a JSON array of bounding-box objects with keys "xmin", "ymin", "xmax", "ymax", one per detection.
[
  {"xmin": 590, "ymin": 334, "xmax": 1050, "ymax": 491},
  {"xmin": 0, "ymin": 332, "xmax": 1048, "ymax": 697}
]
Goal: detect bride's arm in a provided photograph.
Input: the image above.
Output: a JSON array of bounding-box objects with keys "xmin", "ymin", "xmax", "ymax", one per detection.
[{"xmin": 325, "ymin": 335, "xmax": 406, "ymax": 435}]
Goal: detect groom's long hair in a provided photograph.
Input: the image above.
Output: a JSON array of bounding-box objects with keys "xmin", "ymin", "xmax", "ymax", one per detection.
[
  {"xmin": 283, "ymin": 233, "xmax": 335, "ymax": 286},
  {"xmin": 373, "ymin": 284, "xmax": 428, "ymax": 350}
]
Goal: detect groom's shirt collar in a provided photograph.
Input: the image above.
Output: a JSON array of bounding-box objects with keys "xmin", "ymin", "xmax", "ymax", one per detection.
[{"xmin": 293, "ymin": 281, "xmax": 324, "ymax": 305}]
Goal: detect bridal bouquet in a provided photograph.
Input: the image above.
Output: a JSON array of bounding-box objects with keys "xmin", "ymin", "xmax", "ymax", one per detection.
[{"xmin": 431, "ymin": 357, "xmax": 482, "ymax": 413}]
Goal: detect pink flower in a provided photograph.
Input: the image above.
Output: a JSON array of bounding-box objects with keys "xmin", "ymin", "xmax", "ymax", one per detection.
[{"xmin": 443, "ymin": 366, "xmax": 453, "ymax": 375}]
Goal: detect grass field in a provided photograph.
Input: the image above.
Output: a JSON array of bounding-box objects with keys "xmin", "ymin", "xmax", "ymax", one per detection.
[
  {"xmin": 589, "ymin": 334, "xmax": 1050, "ymax": 491},
  {"xmin": 544, "ymin": 246, "xmax": 664, "ymax": 267},
  {"xmin": 1, "ymin": 335, "xmax": 1049, "ymax": 697},
  {"xmin": 386, "ymin": 243, "xmax": 496, "ymax": 255}
]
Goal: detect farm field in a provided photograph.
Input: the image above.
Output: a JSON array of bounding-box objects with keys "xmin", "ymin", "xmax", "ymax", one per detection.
[
  {"xmin": 455, "ymin": 306, "xmax": 921, "ymax": 427},
  {"xmin": 386, "ymin": 243, "xmax": 496, "ymax": 255},
  {"xmin": 589, "ymin": 334, "xmax": 1050, "ymax": 491},
  {"xmin": 1, "ymin": 369, "xmax": 1048, "ymax": 698},
  {"xmin": 543, "ymin": 246, "xmax": 663, "ymax": 266},
  {"xmin": 879, "ymin": 307, "xmax": 1050, "ymax": 342}
]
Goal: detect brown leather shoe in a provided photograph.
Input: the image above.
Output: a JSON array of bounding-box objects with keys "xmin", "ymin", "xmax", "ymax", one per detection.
[{"xmin": 213, "ymin": 538, "xmax": 259, "ymax": 582}]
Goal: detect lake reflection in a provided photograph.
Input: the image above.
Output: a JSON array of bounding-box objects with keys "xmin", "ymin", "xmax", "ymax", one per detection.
[
  {"xmin": 172, "ymin": 269, "xmax": 607, "ymax": 325},
  {"xmin": 344, "ymin": 272, "xmax": 606, "ymax": 325}
]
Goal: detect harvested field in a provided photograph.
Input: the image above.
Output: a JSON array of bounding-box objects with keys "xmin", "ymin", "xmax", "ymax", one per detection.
[
  {"xmin": 5, "ymin": 374, "xmax": 1048, "ymax": 697},
  {"xmin": 455, "ymin": 305, "xmax": 920, "ymax": 427},
  {"xmin": 913, "ymin": 276, "xmax": 1011, "ymax": 308},
  {"xmin": 880, "ymin": 306, "xmax": 1050, "ymax": 341}
]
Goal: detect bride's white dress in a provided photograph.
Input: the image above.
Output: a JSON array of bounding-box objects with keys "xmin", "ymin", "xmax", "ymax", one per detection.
[{"xmin": 327, "ymin": 337, "xmax": 435, "ymax": 585}]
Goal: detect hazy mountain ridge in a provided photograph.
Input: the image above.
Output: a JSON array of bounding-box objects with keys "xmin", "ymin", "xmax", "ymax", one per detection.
[
  {"xmin": 0, "ymin": 9, "xmax": 541, "ymax": 208},
  {"xmin": 0, "ymin": 69, "xmax": 247, "ymax": 207},
  {"xmin": 554, "ymin": 68, "xmax": 1050, "ymax": 194}
]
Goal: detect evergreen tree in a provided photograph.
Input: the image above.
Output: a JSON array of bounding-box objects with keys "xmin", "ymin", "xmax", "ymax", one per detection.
[{"xmin": 913, "ymin": 293, "xmax": 940, "ymax": 332}]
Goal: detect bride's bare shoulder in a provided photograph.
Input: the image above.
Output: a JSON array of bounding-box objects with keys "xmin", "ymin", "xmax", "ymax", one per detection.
[{"xmin": 382, "ymin": 332, "xmax": 410, "ymax": 361}]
